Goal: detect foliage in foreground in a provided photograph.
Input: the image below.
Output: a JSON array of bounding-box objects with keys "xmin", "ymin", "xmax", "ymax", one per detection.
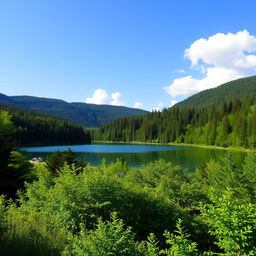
[
  {"xmin": 0, "ymin": 111, "xmax": 34, "ymax": 196},
  {"xmin": 0, "ymin": 151, "xmax": 256, "ymax": 255}
]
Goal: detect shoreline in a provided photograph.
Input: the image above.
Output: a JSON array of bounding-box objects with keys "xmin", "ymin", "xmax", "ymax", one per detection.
[
  {"xmin": 18, "ymin": 142, "xmax": 92, "ymax": 148},
  {"xmin": 93, "ymin": 140, "xmax": 254, "ymax": 153}
]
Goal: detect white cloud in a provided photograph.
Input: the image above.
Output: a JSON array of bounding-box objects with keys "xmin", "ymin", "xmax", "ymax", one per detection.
[
  {"xmin": 165, "ymin": 30, "xmax": 256, "ymax": 98},
  {"xmin": 185, "ymin": 30, "xmax": 256, "ymax": 70},
  {"xmin": 111, "ymin": 92, "xmax": 124, "ymax": 106},
  {"xmin": 173, "ymin": 69, "xmax": 186, "ymax": 74},
  {"xmin": 133, "ymin": 102, "xmax": 143, "ymax": 109},
  {"xmin": 86, "ymin": 89, "xmax": 124, "ymax": 106},
  {"xmin": 86, "ymin": 89, "xmax": 109, "ymax": 104},
  {"xmin": 170, "ymin": 100, "xmax": 178, "ymax": 107},
  {"xmin": 165, "ymin": 67, "xmax": 241, "ymax": 97},
  {"xmin": 152, "ymin": 102, "xmax": 164, "ymax": 111}
]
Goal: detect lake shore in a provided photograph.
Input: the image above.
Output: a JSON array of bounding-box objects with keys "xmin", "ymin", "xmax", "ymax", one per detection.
[
  {"xmin": 21, "ymin": 142, "xmax": 248, "ymax": 171},
  {"xmin": 93, "ymin": 140, "xmax": 254, "ymax": 153}
]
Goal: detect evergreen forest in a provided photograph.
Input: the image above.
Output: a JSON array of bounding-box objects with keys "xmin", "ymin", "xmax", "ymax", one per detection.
[
  {"xmin": 0, "ymin": 104, "xmax": 91, "ymax": 146},
  {"xmin": 95, "ymin": 97, "xmax": 256, "ymax": 149},
  {"xmin": 95, "ymin": 76, "xmax": 256, "ymax": 149}
]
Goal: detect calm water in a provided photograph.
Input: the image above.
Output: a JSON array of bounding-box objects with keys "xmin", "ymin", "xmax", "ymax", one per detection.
[{"xmin": 19, "ymin": 144, "xmax": 247, "ymax": 172}]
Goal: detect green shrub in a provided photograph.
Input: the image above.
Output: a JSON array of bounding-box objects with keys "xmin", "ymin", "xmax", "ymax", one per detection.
[
  {"xmin": 201, "ymin": 190, "xmax": 256, "ymax": 255},
  {"xmin": 63, "ymin": 213, "xmax": 144, "ymax": 256}
]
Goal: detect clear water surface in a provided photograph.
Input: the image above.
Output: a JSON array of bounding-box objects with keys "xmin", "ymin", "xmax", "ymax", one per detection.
[{"xmin": 20, "ymin": 143, "xmax": 247, "ymax": 172}]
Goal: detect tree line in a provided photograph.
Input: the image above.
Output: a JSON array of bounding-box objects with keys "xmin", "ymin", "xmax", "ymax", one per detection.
[
  {"xmin": 0, "ymin": 104, "xmax": 91, "ymax": 145},
  {"xmin": 94, "ymin": 97, "xmax": 256, "ymax": 149}
]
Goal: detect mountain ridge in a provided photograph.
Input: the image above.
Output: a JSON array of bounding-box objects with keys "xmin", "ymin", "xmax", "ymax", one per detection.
[
  {"xmin": 0, "ymin": 94, "xmax": 148, "ymax": 127},
  {"xmin": 174, "ymin": 75, "xmax": 256, "ymax": 109}
]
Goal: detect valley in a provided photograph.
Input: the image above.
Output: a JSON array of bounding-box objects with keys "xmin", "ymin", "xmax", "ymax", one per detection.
[{"xmin": 1, "ymin": 3, "xmax": 256, "ymax": 253}]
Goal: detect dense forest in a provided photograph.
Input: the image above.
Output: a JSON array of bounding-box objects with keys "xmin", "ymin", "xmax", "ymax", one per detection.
[
  {"xmin": 95, "ymin": 96, "xmax": 256, "ymax": 149},
  {"xmin": 175, "ymin": 75, "xmax": 256, "ymax": 109},
  {"xmin": 0, "ymin": 104, "xmax": 91, "ymax": 145},
  {"xmin": 0, "ymin": 93, "xmax": 148, "ymax": 127}
]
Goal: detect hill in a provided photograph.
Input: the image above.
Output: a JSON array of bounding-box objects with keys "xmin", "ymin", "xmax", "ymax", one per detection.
[
  {"xmin": 175, "ymin": 75, "xmax": 256, "ymax": 109},
  {"xmin": 0, "ymin": 93, "xmax": 16, "ymax": 105},
  {"xmin": 0, "ymin": 103, "xmax": 91, "ymax": 145},
  {"xmin": 0, "ymin": 94, "xmax": 148, "ymax": 127},
  {"xmin": 95, "ymin": 76, "xmax": 256, "ymax": 149}
]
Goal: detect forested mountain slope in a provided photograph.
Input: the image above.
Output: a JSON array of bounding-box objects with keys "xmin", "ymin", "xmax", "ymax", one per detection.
[
  {"xmin": 0, "ymin": 94, "xmax": 148, "ymax": 127},
  {"xmin": 175, "ymin": 75, "xmax": 256, "ymax": 109},
  {"xmin": 0, "ymin": 103, "xmax": 91, "ymax": 145},
  {"xmin": 0, "ymin": 93, "xmax": 16, "ymax": 104},
  {"xmin": 96, "ymin": 76, "xmax": 256, "ymax": 149}
]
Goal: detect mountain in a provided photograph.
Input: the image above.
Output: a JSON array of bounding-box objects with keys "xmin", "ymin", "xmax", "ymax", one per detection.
[
  {"xmin": 0, "ymin": 93, "xmax": 16, "ymax": 105},
  {"xmin": 95, "ymin": 76, "xmax": 256, "ymax": 149},
  {"xmin": 0, "ymin": 94, "xmax": 148, "ymax": 127},
  {"xmin": 175, "ymin": 76, "xmax": 256, "ymax": 109}
]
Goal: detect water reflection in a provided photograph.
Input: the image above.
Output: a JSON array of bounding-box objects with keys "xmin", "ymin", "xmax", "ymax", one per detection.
[{"xmin": 20, "ymin": 144, "xmax": 247, "ymax": 172}]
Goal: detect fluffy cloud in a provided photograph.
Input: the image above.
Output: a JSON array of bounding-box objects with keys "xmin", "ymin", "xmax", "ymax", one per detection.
[
  {"xmin": 185, "ymin": 30, "xmax": 256, "ymax": 70},
  {"xmin": 170, "ymin": 100, "xmax": 177, "ymax": 107},
  {"xmin": 165, "ymin": 30, "xmax": 256, "ymax": 98},
  {"xmin": 110, "ymin": 92, "xmax": 124, "ymax": 106},
  {"xmin": 86, "ymin": 89, "xmax": 124, "ymax": 106},
  {"xmin": 133, "ymin": 102, "xmax": 143, "ymax": 109},
  {"xmin": 165, "ymin": 67, "xmax": 241, "ymax": 97},
  {"xmin": 152, "ymin": 102, "xmax": 164, "ymax": 111},
  {"xmin": 86, "ymin": 89, "xmax": 109, "ymax": 104}
]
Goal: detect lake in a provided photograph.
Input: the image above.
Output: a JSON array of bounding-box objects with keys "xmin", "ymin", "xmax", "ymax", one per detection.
[{"xmin": 19, "ymin": 143, "xmax": 247, "ymax": 172}]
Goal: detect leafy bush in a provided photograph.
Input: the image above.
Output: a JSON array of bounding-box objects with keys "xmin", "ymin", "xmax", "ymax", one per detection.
[
  {"xmin": 162, "ymin": 219, "xmax": 199, "ymax": 256},
  {"xmin": 0, "ymin": 196, "xmax": 7, "ymax": 241},
  {"xmin": 201, "ymin": 190, "xmax": 256, "ymax": 255},
  {"xmin": 63, "ymin": 213, "xmax": 144, "ymax": 256},
  {"xmin": 0, "ymin": 156, "xmax": 256, "ymax": 255}
]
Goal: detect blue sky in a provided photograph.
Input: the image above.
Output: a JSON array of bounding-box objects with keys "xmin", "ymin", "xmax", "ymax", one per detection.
[{"xmin": 1, "ymin": 0, "xmax": 256, "ymax": 110}]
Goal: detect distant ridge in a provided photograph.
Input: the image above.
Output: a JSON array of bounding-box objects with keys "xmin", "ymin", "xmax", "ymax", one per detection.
[
  {"xmin": 175, "ymin": 75, "xmax": 256, "ymax": 109},
  {"xmin": 0, "ymin": 94, "xmax": 148, "ymax": 127},
  {"xmin": 0, "ymin": 93, "xmax": 16, "ymax": 104}
]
